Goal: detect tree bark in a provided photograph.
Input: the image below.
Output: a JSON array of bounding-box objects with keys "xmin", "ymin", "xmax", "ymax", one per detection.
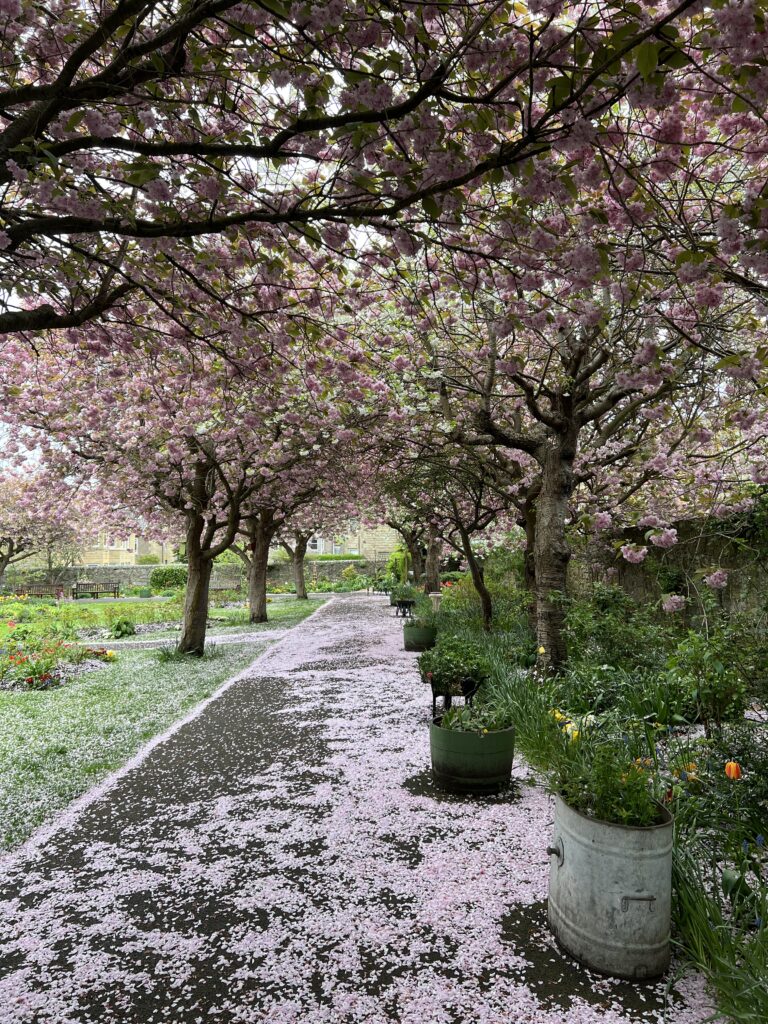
[
  {"xmin": 292, "ymin": 532, "xmax": 309, "ymax": 599},
  {"xmin": 178, "ymin": 516, "xmax": 213, "ymax": 655},
  {"xmin": 247, "ymin": 513, "xmax": 274, "ymax": 623},
  {"xmin": 0, "ymin": 553, "xmax": 10, "ymax": 591},
  {"xmin": 408, "ymin": 539, "xmax": 425, "ymax": 584},
  {"xmin": 457, "ymin": 525, "xmax": 493, "ymax": 630},
  {"xmin": 424, "ymin": 525, "xmax": 441, "ymax": 594},
  {"xmin": 534, "ymin": 439, "xmax": 576, "ymax": 672},
  {"xmin": 522, "ymin": 494, "xmax": 538, "ymax": 634}
]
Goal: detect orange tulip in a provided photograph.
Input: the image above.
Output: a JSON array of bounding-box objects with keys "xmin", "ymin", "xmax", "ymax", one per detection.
[{"xmin": 725, "ymin": 761, "xmax": 742, "ymax": 780}]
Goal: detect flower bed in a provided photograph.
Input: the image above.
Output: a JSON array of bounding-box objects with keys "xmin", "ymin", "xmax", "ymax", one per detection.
[{"xmin": 1, "ymin": 620, "xmax": 116, "ymax": 691}]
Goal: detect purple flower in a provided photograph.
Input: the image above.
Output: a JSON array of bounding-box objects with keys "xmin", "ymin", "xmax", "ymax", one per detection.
[
  {"xmin": 703, "ymin": 569, "xmax": 729, "ymax": 589},
  {"xmin": 620, "ymin": 544, "xmax": 648, "ymax": 564},
  {"xmin": 662, "ymin": 594, "xmax": 686, "ymax": 614},
  {"xmin": 650, "ymin": 528, "xmax": 678, "ymax": 549}
]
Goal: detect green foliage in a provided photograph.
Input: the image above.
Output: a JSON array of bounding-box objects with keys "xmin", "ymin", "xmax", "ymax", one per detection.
[
  {"xmin": 340, "ymin": 564, "xmax": 359, "ymax": 581},
  {"xmin": 155, "ymin": 642, "xmax": 222, "ymax": 663},
  {"xmin": 408, "ymin": 602, "xmax": 437, "ymax": 629},
  {"xmin": 136, "ymin": 554, "xmax": 161, "ymax": 565},
  {"xmin": 552, "ymin": 732, "xmax": 662, "ymax": 828},
  {"xmin": 213, "ymin": 548, "xmax": 242, "ymax": 564},
  {"xmin": 438, "ymin": 571, "xmax": 534, "ymax": 643},
  {"xmin": 149, "ymin": 564, "xmax": 188, "ymax": 592},
  {"xmin": 675, "ymin": 846, "xmax": 768, "ymax": 1024},
  {"xmin": 391, "ymin": 582, "xmax": 418, "ymax": 602},
  {"xmin": 418, "ymin": 634, "xmax": 489, "ymax": 691},
  {"xmin": 440, "ymin": 702, "xmax": 514, "ymax": 733},
  {"xmin": 667, "ymin": 630, "xmax": 748, "ymax": 733},
  {"xmin": 551, "ymin": 664, "xmax": 696, "ymax": 727},
  {"xmin": 110, "ymin": 617, "xmax": 136, "ymax": 639},
  {"xmin": 563, "ymin": 583, "xmax": 681, "ymax": 672},
  {"xmin": 386, "ymin": 546, "xmax": 410, "ymax": 583}
]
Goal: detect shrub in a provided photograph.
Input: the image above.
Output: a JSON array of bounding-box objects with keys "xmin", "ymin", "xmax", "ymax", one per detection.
[
  {"xmin": 110, "ymin": 617, "xmax": 136, "ymax": 638},
  {"xmin": 563, "ymin": 583, "xmax": 680, "ymax": 672},
  {"xmin": 667, "ymin": 630, "xmax": 749, "ymax": 734},
  {"xmin": 149, "ymin": 564, "xmax": 188, "ymax": 592},
  {"xmin": 418, "ymin": 635, "xmax": 489, "ymax": 692},
  {"xmin": 136, "ymin": 554, "xmax": 161, "ymax": 565}
]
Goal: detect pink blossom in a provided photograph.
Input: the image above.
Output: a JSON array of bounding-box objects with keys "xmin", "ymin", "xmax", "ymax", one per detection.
[
  {"xmin": 620, "ymin": 544, "xmax": 648, "ymax": 564},
  {"xmin": 650, "ymin": 528, "xmax": 678, "ymax": 549},
  {"xmin": 662, "ymin": 594, "xmax": 686, "ymax": 613},
  {"xmin": 703, "ymin": 569, "xmax": 729, "ymax": 589}
]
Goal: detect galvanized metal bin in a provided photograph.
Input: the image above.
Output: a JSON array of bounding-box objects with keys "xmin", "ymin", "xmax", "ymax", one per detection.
[{"xmin": 547, "ymin": 794, "xmax": 674, "ymax": 979}]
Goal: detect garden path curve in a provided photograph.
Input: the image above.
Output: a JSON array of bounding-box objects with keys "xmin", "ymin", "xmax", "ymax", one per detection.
[{"xmin": 0, "ymin": 595, "xmax": 718, "ymax": 1024}]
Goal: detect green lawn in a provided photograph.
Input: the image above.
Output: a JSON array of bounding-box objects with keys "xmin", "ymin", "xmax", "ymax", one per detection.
[{"xmin": 0, "ymin": 598, "xmax": 325, "ymax": 850}]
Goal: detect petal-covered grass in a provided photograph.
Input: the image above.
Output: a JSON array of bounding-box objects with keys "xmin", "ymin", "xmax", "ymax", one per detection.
[{"xmin": 0, "ymin": 599, "xmax": 325, "ymax": 850}]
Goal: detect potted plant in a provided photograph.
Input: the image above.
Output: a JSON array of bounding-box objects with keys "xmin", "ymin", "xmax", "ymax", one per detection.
[
  {"xmin": 418, "ymin": 636, "xmax": 489, "ymax": 716},
  {"xmin": 403, "ymin": 607, "xmax": 437, "ymax": 651},
  {"xmin": 391, "ymin": 582, "xmax": 418, "ymax": 616},
  {"xmin": 430, "ymin": 703, "xmax": 516, "ymax": 793},
  {"xmin": 545, "ymin": 731, "xmax": 674, "ymax": 980}
]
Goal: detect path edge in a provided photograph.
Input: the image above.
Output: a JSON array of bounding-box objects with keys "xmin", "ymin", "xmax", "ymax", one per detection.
[{"xmin": 0, "ymin": 596, "xmax": 338, "ymax": 876}]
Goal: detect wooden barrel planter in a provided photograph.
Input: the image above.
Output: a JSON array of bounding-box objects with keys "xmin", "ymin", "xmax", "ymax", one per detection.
[
  {"xmin": 430, "ymin": 717, "xmax": 515, "ymax": 793},
  {"xmin": 403, "ymin": 624, "xmax": 437, "ymax": 651}
]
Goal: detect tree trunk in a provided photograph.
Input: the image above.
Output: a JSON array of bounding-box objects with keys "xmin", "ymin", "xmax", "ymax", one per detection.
[
  {"xmin": 293, "ymin": 533, "xmax": 309, "ymax": 599},
  {"xmin": 534, "ymin": 440, "xmax": 575, "ymax": 672},
  {"xmin": 247, "ymin": 519, "xmax": 273, "ymax": 623},
  {"xmin": 409, "ymin": 543, "xmax": 424, "ymax": 585},
  {"xmin": 458, "ymin": 526, "xmax": 493, "ymax": 630},
  {"xmin": 178, "ymin": 518, "xmax": 213, "ymax": 655},
  {"xmin": 424, "ymin": 526, "xmax": 441, "ymax": 594},
  {"xmin": 523, "ymin": 496, "xmax": 538, "ymax": 634}
]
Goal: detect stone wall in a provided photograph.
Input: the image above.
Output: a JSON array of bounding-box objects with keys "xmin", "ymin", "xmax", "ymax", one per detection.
[
  {"xmin": 572, "ymin": 519, "xmax": 768, "ymax": 617},
  {"xmin": 3, "ymin": 558, "xmax": 371, "ymax": 592},
  {"xmin": 267, "ymin": 559, "xmax": 370, "ymax": 585}
]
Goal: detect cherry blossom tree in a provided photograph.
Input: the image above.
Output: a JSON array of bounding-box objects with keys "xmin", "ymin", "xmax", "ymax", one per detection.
[
  {"xmin": 0, "ymin": 468, "xmax": 95, "ymax": 588},
  {"xmin": 0, "ymin": 289, "xmax": 380, "ymax": 648},
  {"xmin": 374, "ymin": 210, "xmax": 768, "ymax": 666},
  {"xmin": 1, "ymin": 0, "xmax": 735, "ymax": 337}
]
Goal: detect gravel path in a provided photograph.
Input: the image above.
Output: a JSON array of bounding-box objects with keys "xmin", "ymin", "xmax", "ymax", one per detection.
[{"xmin": 0, "ymin": 595, "xmax": 718, "ymax": 1024}]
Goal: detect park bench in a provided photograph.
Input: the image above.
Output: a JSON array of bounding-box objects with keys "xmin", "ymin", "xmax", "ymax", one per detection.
[
  {"xmin": 8, "ymin": 584, "xmax": 63, "ymax": 599},
  {"xmin": 71, "ymin": 581, "xmax": 120, "ymax": 599}
]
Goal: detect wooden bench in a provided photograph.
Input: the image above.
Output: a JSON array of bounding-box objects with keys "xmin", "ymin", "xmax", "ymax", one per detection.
[
  {"xmin": 4, "ymin": 583, "xmax": 65, "ymax": 598},
  {"xmin": 71, "ymin": 581, "xmax": 120, "ymax": 599}
]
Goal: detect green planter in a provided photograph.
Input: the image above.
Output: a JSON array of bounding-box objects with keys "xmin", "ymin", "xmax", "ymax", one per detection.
[
  {"xmin": 403, "ymin": 624, "xmax": 437, "ymax": 652},
  {"xmin": 430, "ymin": 719, "xmax": 515, "ymax": 793}
]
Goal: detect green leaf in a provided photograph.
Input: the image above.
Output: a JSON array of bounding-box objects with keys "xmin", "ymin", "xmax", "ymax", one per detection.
[
  {"xmin": 548, "ymin": 76, "xmax": 572, "ymax": 110},
  {"xmin": 422, "ymin": 195, "xmax": 441, "ymax": 219},
  {"xmin": 124, "ymin": 164, "xmax": 160, "ymax": 186},
  {"xmin": 636, "ymin": 41, "xmax": 660, "ymax": 80},
  {"xmin": 731, "ymin": 97, "xmax": 751, "ymax": 113}
]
